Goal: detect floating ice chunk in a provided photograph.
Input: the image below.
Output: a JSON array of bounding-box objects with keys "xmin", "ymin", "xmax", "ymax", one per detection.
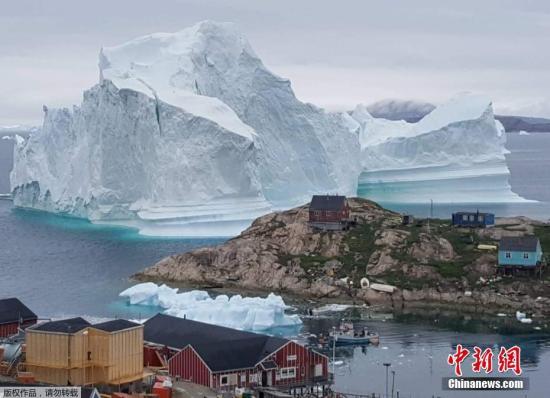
[
  {"xmin": 120, "ymin": 283, "xmax": 301, "ymax": 331},
  {"xmin": 313, "ymin": 304, "xmax": 353, "ymax": 314},
  {"xmin": 516, "ymin": 311, "xmax": 526, "ymax": 320}
]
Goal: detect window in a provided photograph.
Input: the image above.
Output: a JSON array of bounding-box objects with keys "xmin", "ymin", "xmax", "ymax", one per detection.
[
  {"xmin": 505, "ymin": 252, "xmax": 511, "ymax": 259},
  {"xmin": 279, "ymin": 367, "xmax": 296, "ymax": 380},
  {"xmin": 240, "ymin": 374, "xmax": 246, "ymax": 384},
  {"xmin": 220, "ymin": 376, "xmax": 229, "ymax": 386},
  {"xmin": 524, "ymin": 252, "xmax": 529, "ymax": 259},
  {"xmin": 287, "ymin": 354, "xmax": 297, "ymax": 361},
  {"xmin": 462, "ymin": 215, "xmax": 468, "ymax": 221},
  {"xmin": 314, "ymin": 363, "xmax": 323, "ymax": 377}
]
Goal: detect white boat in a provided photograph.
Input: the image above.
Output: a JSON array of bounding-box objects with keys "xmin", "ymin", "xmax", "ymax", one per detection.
[{"xmin": 330, "ymin": 322, "xmax": 379, "ymax": 345}]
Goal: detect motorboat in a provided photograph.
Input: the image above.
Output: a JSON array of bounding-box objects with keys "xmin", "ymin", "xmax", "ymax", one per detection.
[{"xmin": 329, "ymin": 321, "xmax": 379, "ymax": 345}]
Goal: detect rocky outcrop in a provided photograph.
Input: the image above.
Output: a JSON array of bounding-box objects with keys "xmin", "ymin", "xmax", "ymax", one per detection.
[{"xmin": 138, "ymin": 198, "xmax": 550, "ymax": 315}]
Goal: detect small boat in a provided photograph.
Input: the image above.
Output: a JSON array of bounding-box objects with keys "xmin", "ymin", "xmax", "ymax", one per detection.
[{"xmin": 330, "ymin": 321, "xmax": 379, "ymax": 345}]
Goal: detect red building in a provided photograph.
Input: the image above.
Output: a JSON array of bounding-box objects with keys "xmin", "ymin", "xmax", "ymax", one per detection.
[
  {"xmin": 143, "ymin": 314, "xmax": 330, "ymax": 392},
  {"xmin": 0, "ymin": 298, "xmax": 37, "ymax": 338},
  {"xmin": 308, "ymin": 195, "xmax": 350, "ymax": 231}
]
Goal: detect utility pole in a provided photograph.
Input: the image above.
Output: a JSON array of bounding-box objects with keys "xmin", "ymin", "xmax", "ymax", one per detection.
[
  {"xmin": 383, "ymin": 363, "xmax": 391, "ymax": 398},
  {"xmin": 391, "ymin": 370, "xmax": 396, "ymax": 398}
]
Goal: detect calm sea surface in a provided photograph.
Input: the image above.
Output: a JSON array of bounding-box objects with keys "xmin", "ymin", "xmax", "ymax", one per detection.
[{"xmin": 1, "ymin": 133, "xmax": 550, "ymax": 397}]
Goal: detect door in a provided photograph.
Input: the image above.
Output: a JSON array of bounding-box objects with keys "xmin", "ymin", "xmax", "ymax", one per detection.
[{"xmin": 261, "ymin": 371, "xmax": 267, "ymax": 386}]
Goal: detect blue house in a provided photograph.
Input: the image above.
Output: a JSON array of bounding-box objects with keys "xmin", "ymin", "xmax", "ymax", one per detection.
[
  {"xmin": 498, "ymin": 236, "xmax": 543, "ymax": 268},
  {"xmin": 452, "ymin": 211, "xmax": 495, "ymax": 228}
]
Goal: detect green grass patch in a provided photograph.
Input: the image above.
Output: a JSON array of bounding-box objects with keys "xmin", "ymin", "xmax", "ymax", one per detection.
[{"xmin": 336, "ymin": 222, "xmax": 379, "ymax": 281}]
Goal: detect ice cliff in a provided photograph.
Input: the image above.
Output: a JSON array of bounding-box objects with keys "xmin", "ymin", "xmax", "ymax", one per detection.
[
  {"xmin": 11, "ymin": 21, "xmax": 360, "ymax": 235},
  {"xmin": 352, "ymin": 94, "xmax": 525, "ymax": 203},
  {"xmin": 10, "ymin": 22, "xmax": 523, "ymax": 236}
]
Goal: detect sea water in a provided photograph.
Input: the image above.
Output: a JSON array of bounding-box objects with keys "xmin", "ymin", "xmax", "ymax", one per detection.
[{"xmin": 1, "ymin": 133, "xmax": 550, "ymax": 397}]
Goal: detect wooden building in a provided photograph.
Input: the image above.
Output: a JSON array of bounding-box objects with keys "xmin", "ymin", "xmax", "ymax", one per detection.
[
  {"xmin": 143, "ymin": 314, "xmax": 330, "ymax": 391},
  {"xmin": 452, "ymin": 211, "xmax": 495, "ymax": 228},
  {"xmin": 25, "ymin": 318, "xmax": 145, "ymax": 386},
  {"xmin": 0, "ymin": 298, "xmax": 37, "ymax": 339},
  {"xmin": 308, "ymin": 195, "xmax": 349, "ymax": 231},
  {"xmin": 498, "ymin": 236, "xmax": 543, "ymax": 272}
]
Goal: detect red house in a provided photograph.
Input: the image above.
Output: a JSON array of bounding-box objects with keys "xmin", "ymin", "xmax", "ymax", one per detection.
[
  {"xmin": 143, "ymin": 314, "xmax": 330, "ymax": 392},
  {"xmin": 308, "ymin": 195, "xmax": 350, "ymax": 231},
  {"xmin": 0, "ymin": 298, "xmax": 37, "ymax": 338}
]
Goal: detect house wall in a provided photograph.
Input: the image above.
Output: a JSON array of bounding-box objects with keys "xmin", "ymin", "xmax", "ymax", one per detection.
[
  {"xmin": 212, "ymin": 368, "xmax": 255, "ymax": 390},
  {"xmin": 499, "ymin": 246, "xmax": 543, "ymax": 267},
  {"xmin": 26, "ymin": 326, "xmax": 144, "ymax": 386},
  {"xmin": 0, "ymin": 320, "xmax": 36, "ymax": 338},
  {"xmin": 269, "ymin": 341, "xmax": 328, "ymax": 387},
  {"xmin": 309, "ymin": 203, "xmax": 350, "ymax": 223},
  {"xmin": 144, "ymin": 346, "xmax": 166, "ymax": 368},
  {"xmin": 169, "ymin": 346, "xmax": 212, "ymax": 388},
  {"xmin": 105, "ymin": 327, "xmax": 144, "ymax": 383},
  {"xmin": 452, "ymin": 213, "xmax": 494, "ymax": 227},
  {"xmin": 26, "ymin": 329, "xmax": 90, "ymax": 385}
]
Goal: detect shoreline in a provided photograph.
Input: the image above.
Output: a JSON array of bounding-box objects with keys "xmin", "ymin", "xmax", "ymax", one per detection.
[{"xmin": 133, "ymin": 273, "xmax": 550, "ymax": 320}]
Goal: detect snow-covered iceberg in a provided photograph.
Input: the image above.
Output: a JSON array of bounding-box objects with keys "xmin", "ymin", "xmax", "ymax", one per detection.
[
  {"xmin": 119, "ymin": 282, "xmax": 302, "ymax": 331},
  {"xmin": 352, "ymin": 94, "xmax": 527, "ymax": 203},
  {"xmin": 10, "ymin": 21, "xmax": 359, "ymax": 236}
]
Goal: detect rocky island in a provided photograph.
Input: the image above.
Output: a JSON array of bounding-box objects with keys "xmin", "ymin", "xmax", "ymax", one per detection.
[{"xmin": 137, "ymin": 198, "xmax": 550, "ymax": 317}]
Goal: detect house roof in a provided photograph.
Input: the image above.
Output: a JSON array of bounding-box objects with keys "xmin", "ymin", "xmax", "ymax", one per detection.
[
  {"xmin": 144, "ymin": 314, "xmax": 288, "ymax": 372},
  {"xmin": 0, "ymin": 298, "xmax": 37, "ymax": 325},
  {"xmin": 93, "ymin": 319, "xmax": 142, "ymax": 332},
  {"xmin": 499, "ymin": 236, "xmax": 540, "ymax": 252},
  {"xmin": 310, "ymin": 195, "xmax": 347, "ymax": 211},
  {"xmin": 32, "ymin": 317, "xmax": 91, "ymax": 333}
]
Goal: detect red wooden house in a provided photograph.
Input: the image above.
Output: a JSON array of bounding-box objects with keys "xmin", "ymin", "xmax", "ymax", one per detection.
[
  {"xmin": 143, "ymin": 314, "xmax": 330, "ymax": 392},
  {"xmin": 308, "ymin": 195, "xmax": 349, "ymax": 231},
  {"xmin": 0, "ymin": 298, "xmax": 37, "ymax": 338}
]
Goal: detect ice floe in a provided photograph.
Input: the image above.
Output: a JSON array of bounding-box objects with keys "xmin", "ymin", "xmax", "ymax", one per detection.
[{"xmin": 119, "ymin": 282, "xmax": 302, "ymax": 331}]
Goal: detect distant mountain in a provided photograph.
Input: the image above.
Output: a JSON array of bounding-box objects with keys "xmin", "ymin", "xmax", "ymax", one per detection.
[
  {"xmin": 367, "ymin": 99, "xmax": 435, "ymax": 123},
  {"xmin": 367, "ymin": 99, "xmax": 550, "ymax": 132},
  {"xmin": 495, "ymin": 115, "xmax": 550, "ymax": 133}
]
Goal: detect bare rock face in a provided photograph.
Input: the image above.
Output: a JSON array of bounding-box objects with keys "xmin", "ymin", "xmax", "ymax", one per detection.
[
  {"xmin": 465, "ymin": 254, "xmax": 497, "ymax": 277},
  {"xmin": 366, "ymin": 250, "xmax": 400, "ymax": 275},
  {"xmin": 375, "ymin": 229, "xmax": 410, "ymax": 249},
  {"xmin": 140, "ymin": 198, "xmax": 389, "ymax": 297},
  {"xmin": 408, "ymin": 233, "xmax": 454, "ymax": 264}
]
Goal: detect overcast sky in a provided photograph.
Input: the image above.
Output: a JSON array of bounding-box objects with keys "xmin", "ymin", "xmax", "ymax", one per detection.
[{"xmin": 1, "ymin": 0, "xmax": 549, "ymax": 125}]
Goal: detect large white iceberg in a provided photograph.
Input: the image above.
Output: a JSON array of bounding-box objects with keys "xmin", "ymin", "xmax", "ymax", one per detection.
[
  {"xmin": 352, "ymin": 94, "xmax": 527, "ymax": 203},
  {"xmin": 119, "ymin": 282, "xmax": 302, "ymax": 331},
  {"xmin": 10, "ymin": 21, "xmax": 527, "ymax": 236},
  {"xmin": 10, "ymin": 21, "xmax": 359, "ymax": 236}
]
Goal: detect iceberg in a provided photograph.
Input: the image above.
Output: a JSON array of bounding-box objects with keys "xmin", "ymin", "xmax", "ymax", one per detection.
[
  {"xmin": 352, "ymin": 93, "xmax": 527, "ymax": 204},
  {"xmin": 119, "ymin": 282, "xmax": 302, "ymax": 331},
  {"xmin": 11, "ymin": 21, "xmax": 359, "ymax": 236},
  {"xmin": 10, "ymin": 21, "xmax": 529, "ymax": 236}
]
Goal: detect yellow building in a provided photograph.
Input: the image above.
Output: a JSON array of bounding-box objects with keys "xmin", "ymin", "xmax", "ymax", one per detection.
[{"xmin": 25, "ymin": 318, "xmax": 145, "ymax": 386}]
